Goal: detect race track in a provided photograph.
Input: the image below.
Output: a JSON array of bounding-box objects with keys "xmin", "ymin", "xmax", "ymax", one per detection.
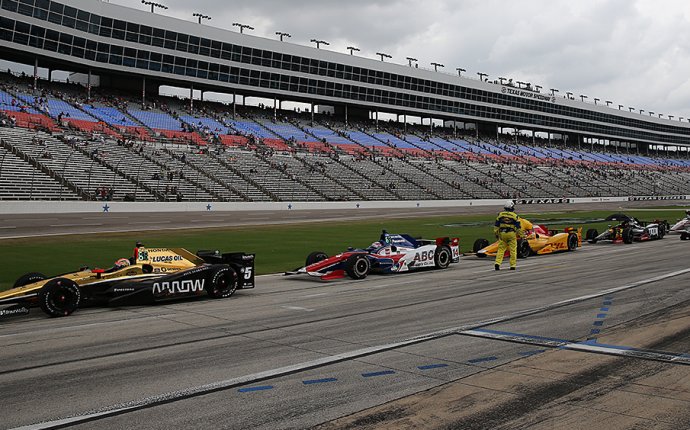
[
  {"xmin": 0, "ymin": 200, "xmax": 683, "ymax": 239},
  {"xmin": 2, "ymin": 232, "xmax": 690, "ymax": 429}
]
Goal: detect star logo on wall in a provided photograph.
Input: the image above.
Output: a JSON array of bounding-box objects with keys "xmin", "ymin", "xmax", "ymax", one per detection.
[{"xmin": 102, "ymin": 204, "xmax": 110, "ymax": 212}]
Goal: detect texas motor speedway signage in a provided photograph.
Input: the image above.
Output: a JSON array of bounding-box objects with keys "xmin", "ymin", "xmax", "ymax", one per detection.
[{"xmin": 501, "ymin": 86, "xmax": 556, "ymax": 103}]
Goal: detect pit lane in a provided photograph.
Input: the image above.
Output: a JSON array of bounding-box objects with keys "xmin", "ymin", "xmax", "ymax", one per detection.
[{"xmin": 2, "ymin": 231, "xmax": 690, "ymax": 429}]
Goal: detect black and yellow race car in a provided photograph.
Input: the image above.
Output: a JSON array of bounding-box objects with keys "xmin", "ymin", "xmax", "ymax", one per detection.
[{"xmin": 0, "ymin": 247, "xmax": 255, "ymax": 318}]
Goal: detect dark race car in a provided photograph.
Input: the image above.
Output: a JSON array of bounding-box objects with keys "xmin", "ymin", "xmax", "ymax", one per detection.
[
  {"xmin": 285, "ymin": 230, "xmax": 460, "ymax": 280},
  {"xmin": 585, "ymin": 214, "xmax": 666, "ymax": 244},
  {"xmin": 0, "ymin": 247, "xmax": 255, "ymax": 319}
]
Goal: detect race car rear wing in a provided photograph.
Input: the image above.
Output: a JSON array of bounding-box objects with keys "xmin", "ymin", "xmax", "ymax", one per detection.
[{"xmin": 196, "ymin": 250, "xmax": 256, "ymax": 289}]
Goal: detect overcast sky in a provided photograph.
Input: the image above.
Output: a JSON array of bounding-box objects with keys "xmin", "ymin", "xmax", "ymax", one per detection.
[{"xmin": 45, "ymin": 1, "xmax": 690, "ymax": 121}]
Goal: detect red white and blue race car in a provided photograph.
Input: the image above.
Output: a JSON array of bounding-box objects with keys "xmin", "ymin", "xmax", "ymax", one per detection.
[{"xmin": 285, "ymin": 231, "xmax": 460, "ymax": 280}]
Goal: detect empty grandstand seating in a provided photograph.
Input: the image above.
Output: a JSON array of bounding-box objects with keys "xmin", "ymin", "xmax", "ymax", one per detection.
[{"xmin": 1, "ymin": 75, "xmax": 689, "ymax": 202}]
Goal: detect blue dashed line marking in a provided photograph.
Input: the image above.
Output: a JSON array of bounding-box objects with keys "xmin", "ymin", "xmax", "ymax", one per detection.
[
  {"xmin": 418, "ymin": 364, "xmax": 449, "ymax": 370},
  {"xmin": 588, "ymin": 296, "xmax": 613, "ymax": 341},
  {"xmin": 468, "ymin": 356, "xmax": 498, "ymax": 364},
  {"xmin": 362, "ymin": 370, "xmax": 396, "ymax": 378},
  {"xmin": 238, "ymin": 385, "xmax": 273, "ymax": 393},
  {"xmin": 303, "ymin": 378, "xmax": 337, "ymax": 385}
]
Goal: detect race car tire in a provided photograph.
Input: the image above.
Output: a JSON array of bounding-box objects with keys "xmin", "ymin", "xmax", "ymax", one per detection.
[
  {"xmin": 38, "ymin": 278, "xmax": 81, "ymax": 317},
  {"xmin": 473, "ymin": 238, "xmax": 489, "ymax": 254},
  {"xmin": 434, "ymin": 246, "xmax": 452, "ymax": 269},
  {"xmin": 13, "ymin": 272, "xmax": 47, "ymax": 288},
  {"xmin": 207, "ymin": 266, "xmax": 238, "ymax": 299},
  {"xmin": 658, "ymin": 224, "xmax": 666, "ymax": 239},
  {"xmin": 567, "ymin": 234, "xmax": 578, "ymax": 251},
  {"xmin": 345, "ymin": 254, "xmax": 370, "ymax": 280},
  {"xmin": 622, "ymin": 227, "xmax": 634, "ymax": 244},
  {"xmin": 681, "ymin": 232, "xmax": 689, "ymax": 241},
  {"xmin": 517, "ymin": 240, "xmax": 531, "ymax": 259},
  {"xmin": 586, "ymin": 229, "xmax": 598, "ymax": 244},
  {"xmin": 306, "ymin": 251, "xmax": 329, "ymax": 266}
]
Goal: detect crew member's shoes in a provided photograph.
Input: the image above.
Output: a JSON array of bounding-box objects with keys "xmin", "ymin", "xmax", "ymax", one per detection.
[
  {"xmin": 494, "ymin": 264, "xmax": 500, "ymax": 271},
  {"xmin": 510, "ymin": 267, "xmax": 516, "ymax": 270}
]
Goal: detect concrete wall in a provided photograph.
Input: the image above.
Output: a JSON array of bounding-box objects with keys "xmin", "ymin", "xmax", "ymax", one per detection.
[{"xmin": 1, "ymin": 196, "xmax": 686, "ymax": 215}]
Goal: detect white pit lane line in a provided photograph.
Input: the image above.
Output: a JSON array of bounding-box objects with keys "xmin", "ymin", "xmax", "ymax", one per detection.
[{"xmin": 13, "ymin": 267, "xmax": 690, "ymax": 430}]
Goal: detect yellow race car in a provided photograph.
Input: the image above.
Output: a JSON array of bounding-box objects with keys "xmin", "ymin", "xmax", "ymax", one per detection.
[
  {"xmin": 473, "ymin": 219, "xmax": 582, "ymax": 259},
  {"xmin": 0, "ymin": 246, "xmax": 255, "ymax": 319}
]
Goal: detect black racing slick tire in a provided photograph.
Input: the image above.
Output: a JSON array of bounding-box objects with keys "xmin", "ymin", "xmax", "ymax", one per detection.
[
  {"xmin": 517, "ymin": 240, "xmax": 531, "ymax": 259},
  {"xmin": 622, "ymin": 227, "xmax": 634, "ymax": 244},
  {"xmin": 658, "ymin": 224, "xmax": 666, "ymax": 239},
  {"xmin": 473, "ymin": 238, "xmax": 490, "ymax": 254},
  {"xmin": 207, "ymin": 266, "xmax": 238, "ymax": 299},
  {"xmin": 13, "ymin": 272, "xmax": 47, "ymax": 288},
  {"xmin": 345, "ymin": 254, "xmax": 370, "ymax": 280},
  {"xmin": 306, "ymin": 251, "xmax": 329, "ymax": 266},
  {"xmin": 586, "ymin": 229, "xmax": 598, "ymax": 244},
  {"xmin": 681, "ymin": 232, "xmax": 690, "ymax": 241},
  {"xmin": 567, "ymin": 234, "xmax": 578, "ymax": 251},
  {"xmin": 38, "ymin": 278, "xmax": 81, "ymax": 317},
  {"xmin": 434, "ymin": 246, "xmax": 452, "ymax": 269}
]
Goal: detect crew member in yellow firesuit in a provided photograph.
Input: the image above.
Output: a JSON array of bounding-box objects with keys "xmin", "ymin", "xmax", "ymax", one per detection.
[{"xmin": 494, "ymin": 200, "xmax": 523, "ymax": 271}]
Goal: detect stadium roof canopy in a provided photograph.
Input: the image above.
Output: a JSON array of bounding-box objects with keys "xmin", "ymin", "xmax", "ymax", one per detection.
[{"xmin": 1, "ymin": 0, "xmax": 689, "ymax": 148}]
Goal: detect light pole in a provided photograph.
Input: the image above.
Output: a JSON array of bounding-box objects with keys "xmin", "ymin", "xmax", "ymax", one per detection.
[
  {"xmin": 456, "ymin": 68, "xmax": 466, "ymax": 76},
  {"xmin": 276, "ymin": 31, "xmax": 291, "ymax": 41},
  {"xmin": 566, "ymin": 92, "xmax": 573, "ymax": 99},
  {"xmin": 193, "ymin": 13, "xmax": 211, "ymax": 24},
  {"xmin": 658, "ymin": 113, "xmax": 663, "ymax": 118},
  {"xmin": 606, "ymin": 100, "xmax": 612, "ymax": 106},
  {"xmin": 376, "ymin": 52, "xmax": 392, "ymax": 62},
  {"xmin": 535, "ymin": 85, "xmax": 542, "ymax": 92},
  {"xmin": 430, "ymin": 62, "xmax": 444, "ymax": 72},
  {"xmin": 310, "ymin": 39, "xmax": 329, "ymax": 49},
  {"xmin": 141, "ymin": 0, "xmax": 167, "ymax": 13},
  {"xmin": 649, "ymin": 111, "xmax": 654, "ymax": 116},
  {"xmin": 498, "ymin": 77, "xmax": 507, "ymax": 85},
  {"xmin": 516, "ymin": 81, "xmax": 526, "ymax": 89},
  {"xmin": 477, "ymin": 72, "xmax": 488, "ymax": 81},
  {"xmin": 639, "ymin": 109, "xmax": 644, "ymax": 114},
  {"xmin": 347, "ymin": 46, "xmax": 361, "ymax": 55},
  {"xmin": 406, "ymin": 57, "xmax": 417, "ymax": 67},
  {"xmin": 618, "ymin": 104, "xmax": 623, "ymax": 110},
  {"xmin": 594, "ymin": 98, "xmax": 600, "ymax": 105},
  {"xmin": 669, "ymin": 115, "xmax": 674, "ymax": 120},
  {"xmin": 233, "ymin": 23, "xmax": 254, "ymax": 34},
  {"xmin": 579, "ymin": 94, "xmax": 587, "ymax": 102},
  {"xmin": 550, "ymin": 88, "xmax": 559, "ymax": 96}
]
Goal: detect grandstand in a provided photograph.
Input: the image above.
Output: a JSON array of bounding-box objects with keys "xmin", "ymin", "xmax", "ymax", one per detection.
[{"xmin": 0, "ymin": 0, "xmax": 689, "ymax": 202}]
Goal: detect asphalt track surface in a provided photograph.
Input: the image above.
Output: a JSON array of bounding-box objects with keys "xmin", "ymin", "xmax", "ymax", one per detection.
[
  {"xmin": 0, "ymin": 200, "xmax": 686, "ymax": 239},
  {"xmin": 2, "ymin": 218, "xmax": 690, "ymax": 429}
]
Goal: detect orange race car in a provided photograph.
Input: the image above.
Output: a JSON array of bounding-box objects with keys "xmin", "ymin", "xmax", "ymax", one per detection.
[{"xmin": 473, "ymin": 219, "xmax": 582, "ymax": 259}]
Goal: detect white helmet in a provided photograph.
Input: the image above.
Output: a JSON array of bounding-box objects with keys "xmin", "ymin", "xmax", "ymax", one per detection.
[{"xmin": 504, "ymin": 200, "xmax": 515, "ymax": 211}]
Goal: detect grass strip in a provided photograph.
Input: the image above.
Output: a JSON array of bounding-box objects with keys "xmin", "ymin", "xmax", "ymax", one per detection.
[{"xmin": 0, "ymin": 209, "xmax": 683, "ymax": 291}]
